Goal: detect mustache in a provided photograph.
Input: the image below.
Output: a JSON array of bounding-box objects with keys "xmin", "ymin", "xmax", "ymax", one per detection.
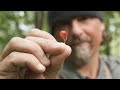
[{"xmin": 69, "ymin": 35, "xmax": 91, "ymax": 46}]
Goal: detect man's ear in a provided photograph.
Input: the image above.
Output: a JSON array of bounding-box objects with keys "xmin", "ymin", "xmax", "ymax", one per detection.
[{"xmin": 100, "ymin": 23, "xmax": 105, "ymax": 45}]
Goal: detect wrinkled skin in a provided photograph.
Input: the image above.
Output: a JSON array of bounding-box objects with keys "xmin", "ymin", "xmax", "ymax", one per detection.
[{"xmin": 0, "ymin": 29, "xmax": 71, "ymax": 79}]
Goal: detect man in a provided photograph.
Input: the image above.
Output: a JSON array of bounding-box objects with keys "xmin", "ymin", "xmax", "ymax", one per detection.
[
  {"xmin": 48, "ymin": 11, "xmax": 120, "ymax": 79},
  {"xmin": 0, "ymin": 11, "xmax": 119, "ymax": 79}
]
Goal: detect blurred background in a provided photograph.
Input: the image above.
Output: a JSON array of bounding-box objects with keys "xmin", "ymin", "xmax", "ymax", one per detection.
[{"xmin": 0, "ymin": 11, "xmax": 120, "ymax": 58}]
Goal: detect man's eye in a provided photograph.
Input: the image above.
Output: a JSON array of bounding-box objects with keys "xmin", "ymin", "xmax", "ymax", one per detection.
[{"xmin": 80, "ymin": 21, "xmax": 90, "ymax": 25}]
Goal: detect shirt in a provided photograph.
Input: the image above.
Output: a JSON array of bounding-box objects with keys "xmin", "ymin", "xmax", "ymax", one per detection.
[{"xmin": 59, "ymin": 56, "xmax": 120, "ymax": 79}]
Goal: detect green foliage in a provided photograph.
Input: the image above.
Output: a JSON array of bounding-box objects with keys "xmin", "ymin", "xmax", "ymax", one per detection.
[
  {"xmin": 100, "ymin": 11, "xmax": 120, "ymax": 57},
  {"xmin": 0, "ymin": 11, "xmax": 35, "ymax": 52}
]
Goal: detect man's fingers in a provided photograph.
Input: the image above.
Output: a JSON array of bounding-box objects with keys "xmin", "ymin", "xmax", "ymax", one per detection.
[
  {"xmin": 50, "ymin": 45, "xmax": 72, "ymax": 67},
  {"xmin": 0, "ymin": 37, "xmax": 50, "ymax": 67},
  {"xmin": 27, "ymin": 29, "xmax": 57, "ymax": 42},
  {"xmin": 44, "ymin": 45, "xmax": 72, "ymax": 78},
  {"xmin": 26, "ymin": 36, "xmax": 72, "ymax": 78},
  {"xmin": 26, "ymin": 37, "xmax": 67, "ymax": 55},
  {"xmin": 1, "ymin": 52, "xmax": 46, "ymax": 74}
]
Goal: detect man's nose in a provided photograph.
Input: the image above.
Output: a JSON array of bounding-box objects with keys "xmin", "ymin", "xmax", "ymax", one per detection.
[{"xmin": 71, "ymin": 24, "xmax": 84, "ymax": 37}]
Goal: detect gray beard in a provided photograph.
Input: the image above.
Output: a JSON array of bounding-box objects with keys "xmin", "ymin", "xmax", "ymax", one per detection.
[{"xmin": 73, "ymin": 43, "xmax": 93, "ymax": 67}]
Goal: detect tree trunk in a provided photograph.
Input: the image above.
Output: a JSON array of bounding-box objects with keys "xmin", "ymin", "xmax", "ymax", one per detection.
[{"xmin": 35, "ymin": 11, "xmax": 44, "ymax": 30}]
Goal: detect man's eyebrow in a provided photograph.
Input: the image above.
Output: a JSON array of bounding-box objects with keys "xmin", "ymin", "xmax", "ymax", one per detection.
[{"xmin": 77, "ymin": 17, "xmax": 88, "ymax": 21}]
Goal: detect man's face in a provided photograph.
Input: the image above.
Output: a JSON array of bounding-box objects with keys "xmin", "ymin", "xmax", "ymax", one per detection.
[{"xmin": 54, "ymin": 17, "xmax": 105, "ymax": 67}]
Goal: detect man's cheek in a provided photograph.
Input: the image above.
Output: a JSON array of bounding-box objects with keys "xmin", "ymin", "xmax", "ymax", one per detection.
[{"xmin": 86, "ymin": 30, "xmax": 101, "ymax": 45}]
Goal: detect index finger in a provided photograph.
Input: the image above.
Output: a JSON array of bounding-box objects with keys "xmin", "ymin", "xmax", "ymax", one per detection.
[{"xmin": 27, "ymin": 29, "xmax": 57, "ymax": 42}]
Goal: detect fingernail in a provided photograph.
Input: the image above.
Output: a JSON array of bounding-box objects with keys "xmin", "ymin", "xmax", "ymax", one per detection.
[{"xmin": 36, "ymin": 64, "xmax": 46, "ymax": 73}]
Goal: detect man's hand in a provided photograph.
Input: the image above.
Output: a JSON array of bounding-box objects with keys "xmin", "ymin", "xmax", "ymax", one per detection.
[{"xmin": 0, "ymin": 29, "xmax": 71, "ymax": 79}]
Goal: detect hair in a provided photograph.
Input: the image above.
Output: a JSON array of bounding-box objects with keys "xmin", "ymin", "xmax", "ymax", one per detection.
[{"xmin": 101, "ymin": 31, "xmax": 112, "ymax": 45}]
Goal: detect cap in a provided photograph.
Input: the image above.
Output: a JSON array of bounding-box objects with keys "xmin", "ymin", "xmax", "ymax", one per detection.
[{"xmin": 48, "ymin": 11, "xmax": 104, "ymax": 33}]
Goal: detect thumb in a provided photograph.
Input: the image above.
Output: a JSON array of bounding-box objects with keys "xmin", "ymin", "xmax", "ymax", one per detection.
[{"xmin": 44, "ymin": 44, "xmax": 72, "ymax": 79}]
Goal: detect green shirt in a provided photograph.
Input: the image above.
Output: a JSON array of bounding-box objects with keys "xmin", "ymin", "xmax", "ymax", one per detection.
[{"xmin": 59, "ymin": 56, "xmax": 120, "ymax": 79}]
